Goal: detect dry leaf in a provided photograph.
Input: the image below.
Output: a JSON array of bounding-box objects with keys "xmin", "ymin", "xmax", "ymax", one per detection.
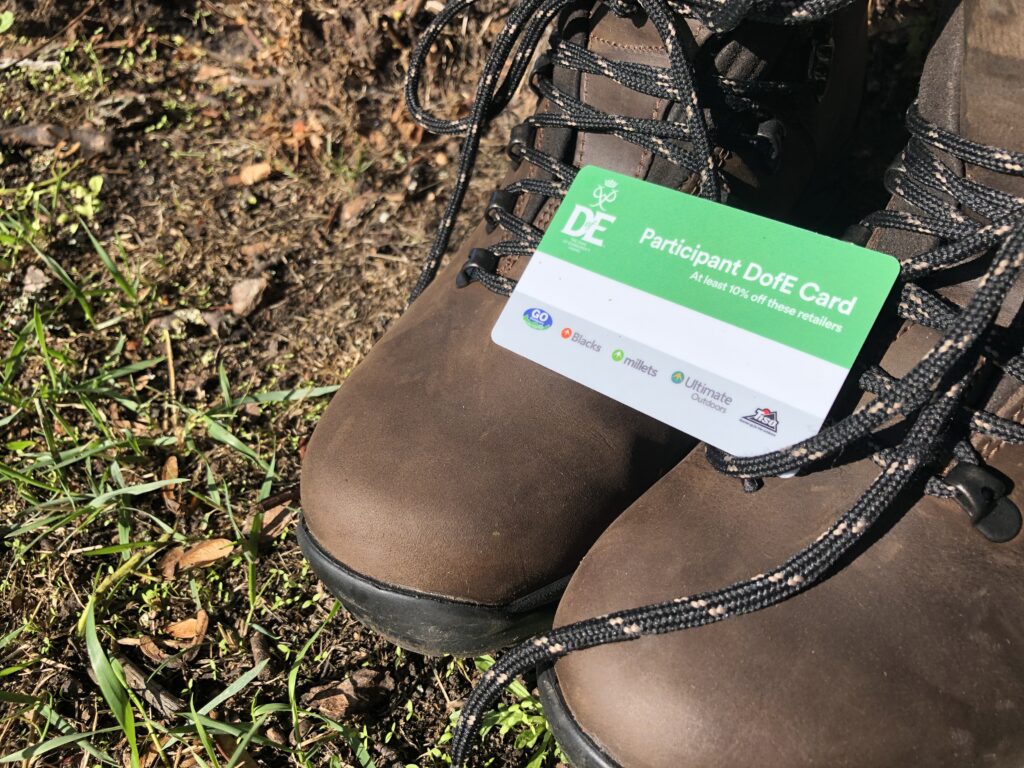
[
  {"xmin": 240, "ymin": 242, "xmax": 270, "ymax": 260},
  {"xmin": 230, "ymin": 276, "xmax": 268, "ymax": 317},
  {"xmin": 195, "ymin": 64, "xmax": 230, "ymax": 82},
  {"xmin": 368, "ymin": 130, "xmax": 388, "ymax": 152},
  {"xmin": 238, "ymin": 162, "xmax": 271, "ymax": 186},
  {"xmin": 164, "ymin": 619, "xmax": 196, "ymax": 639},
  {"xmin": 341, "ymin": 193, "xmax": 377, "ymax": 225},
  {"xmin": 161, "ymin": 455, "xmax": 180, "ymax": 513},
  {"xmin": 178, "ymin": 539, "xmax": 233, "ymax": 571},
  {"xmin": 138, "ymin": 743, "xmax": 162, "ymax": 768},
  {"xmin": 389, "ymin": 102, "xmax": 424, "ymax": 146},
  {"xmin": 195, "ymin": 607, "xmax": 210, "ymax": 642},
  {"xmin": 246, "ymin": 503, "xmax": 294, "ymax": 540},
  {"xmin": 22, "ymin": 266, "xmax": 50, "ymax": 296},
  {"xmin": 161, "ymin": 455, "xmax": 178, "ymax": 481},
  {"xmin": 261, "ymin": 504, "xmax": 294, "ymax": 538},
  {"xmin": 160, "ymin": 546, "xmax": 184, "ymax": 580},
  {"xmin": 138, "ymin": 635, "xmax": 169, "ymax": 664},
  {"xmin": 164, "ymin": 609, "xmax": 209, "ymax": 642},
  {"xmin": 214, "ymin": 734, "xmax": 260, "ymax": 767},
  {"xmin": 201, "ymin": 309, "xmax": 232, "ymax": 337},
  {"xmin": 302, "ymin": 669, "xmax": 395, "ymax": 719}
]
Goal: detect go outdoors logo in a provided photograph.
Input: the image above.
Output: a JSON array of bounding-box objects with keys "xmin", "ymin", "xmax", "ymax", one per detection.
[
  {"xmin": 522, "ymin": 307, "xmax": 553, "ymax": 331},
  {"xmin": 561, "ymin": 179, "xmax": 618, "ymax": 246}
]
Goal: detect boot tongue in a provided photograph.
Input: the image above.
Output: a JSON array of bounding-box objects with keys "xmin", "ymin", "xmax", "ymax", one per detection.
[
  {"xmin": 571, "ymin": 7, "xmax": 677, "ymax": 175},
  {"xmin": 873, "ymin": 5, "xmax": 1022, "ymax": 323},
  {"xmin": 915, "ymin": 4, "xmax": 963, "ymax": 139},
  {"xmin": 960, "ymin": 0, "xmax": 1024, "ymax": 198},
  {"xmin": 571, "ymin": 8, "xmax": 783, "ymax": 178},
  {"xmin": 940, "ymin": 2, "xmax": 1024, "ymax": 323},
  {"xmin": 507, "ymin": 7, "xmax": 779, "ymax": 279}
]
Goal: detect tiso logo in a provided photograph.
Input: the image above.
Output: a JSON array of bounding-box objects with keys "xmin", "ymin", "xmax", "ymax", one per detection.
[
  {"xmin": 522, "ymin": 307, "xmax": 553, "ymax": 331},
  {"xmin": 561, "ymin": 178, "xmax": 618, "ymax": 246},
  {"xmin": 741, "ymin": 408, "xmax": 779, "ymax": 434}
]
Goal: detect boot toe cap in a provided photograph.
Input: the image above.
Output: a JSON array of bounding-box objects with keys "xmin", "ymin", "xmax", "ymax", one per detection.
[
  {"xmin": 299, "ymin": 282, "xmax": 690, "ymax": 607},
  {"xmin": 549, "ymin": 455, "xmax": 1024, "ymax": 767}
]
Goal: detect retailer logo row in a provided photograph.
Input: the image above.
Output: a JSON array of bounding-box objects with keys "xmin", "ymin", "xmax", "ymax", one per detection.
[{"xmin": 522, "ymin": 307, "xmax": 779, "ymax": 431}]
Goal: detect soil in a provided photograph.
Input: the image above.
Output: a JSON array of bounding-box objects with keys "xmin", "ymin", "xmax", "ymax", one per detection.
[{"xmin": 0, "ymin": 1, "xmax": 934, "ymax": 766}]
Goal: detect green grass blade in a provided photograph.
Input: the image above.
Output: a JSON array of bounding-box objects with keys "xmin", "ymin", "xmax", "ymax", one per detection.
[
  {"xmin": 197, "ymin": 659, "xmax": 268, "ymax": 716},
  {"xmin": 0, "ymin": 726, "xmax": 120, "ymax": 763},
  {"xmin": 78, "ymin": 216, "xmax": 137, "ymax": 302},
  {"xmin": 88, "ymin": 477, "xmax": 185, "ymax": 509},
  {"xmin": 83, "ymin": 600, "xmax": 138, "ymax": 765},
  {"xmin": 212, "ymin": 385, "xmax": 339, "ymax": 412},
  {"xmin": 24, "ymin": 240, "xmax": 94, "ymax": 323},
  {"xmin": 202, "ymin": 416, "xmax": 269, "ymax": 472}
]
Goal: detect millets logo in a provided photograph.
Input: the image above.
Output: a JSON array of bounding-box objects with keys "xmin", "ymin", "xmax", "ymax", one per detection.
[
  {"xmin": 741, "ymin": 408, "xmax": 779, "ymax": 434},
  {"xmin": 612, "ymin": 348, "xmax": 657, "ymax": 377},
  {"xmin": 561, "ymin": 179, "xmax": 618, "ymax": 247}
]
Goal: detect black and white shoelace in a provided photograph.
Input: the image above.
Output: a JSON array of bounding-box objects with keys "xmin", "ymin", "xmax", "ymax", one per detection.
[
  {"xmin": 404, "ymin": 0, "xmax": 853, "ymax": 301},
  {"xmin": 400, "ymin": 1, "xmax": 1023, "ymax": 764},
  {"xmin": 446, "ymin": 98, "xmax": 1024, "ymax": 768}
]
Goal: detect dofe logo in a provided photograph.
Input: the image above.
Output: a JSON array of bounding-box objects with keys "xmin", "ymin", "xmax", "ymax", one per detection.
[{"xmin": 561, "ymin": 179, "xmax": 618, "ymax": 246}]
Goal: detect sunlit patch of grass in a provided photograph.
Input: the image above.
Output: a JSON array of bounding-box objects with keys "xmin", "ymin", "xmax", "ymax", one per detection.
[
  {"xmin": 0, "ymin": 159, "xmax": 346, "ymax": 767},
  {"xmin": 0, "ymin": 5, "xmax": 576, "ymax": 767}
]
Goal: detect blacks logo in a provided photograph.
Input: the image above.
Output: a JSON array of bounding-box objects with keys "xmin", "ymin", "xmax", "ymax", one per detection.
[{"xmin": 741, "ymin": 408, "xmax": 779, "ymax": 434}]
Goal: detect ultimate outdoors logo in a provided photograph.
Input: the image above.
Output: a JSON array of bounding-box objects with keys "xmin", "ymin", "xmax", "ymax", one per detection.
[
  {"xmin": 741, "ymin": 408, "xmax": 779, "ymax": 434},
  {"xmin": 561, "ymin": 178, "xmax": 618, "ymax": 246}
]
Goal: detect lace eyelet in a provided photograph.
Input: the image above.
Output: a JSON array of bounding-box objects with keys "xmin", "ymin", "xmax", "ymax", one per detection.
[
  {"xmin": 756, "ymin": 119, "xmax": 785, "ymax": 172},
  {"xmin": 485, "ymin": 189, "xmax": 518, "ymax": 233},
  {"xmin": 945, "ymin": 463, "xmax": 1022, "ymax": 543},
  {"xmin": 507, "ymin": 123, "xmax": 535, "ymax": 169},
  {"xmin": 455, "ymin": 248, "xmax": 500, "ymax": 289}
]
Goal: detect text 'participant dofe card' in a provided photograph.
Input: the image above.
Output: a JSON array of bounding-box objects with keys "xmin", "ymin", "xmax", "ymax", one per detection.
[{"xmin": 492, "ymin": 166, "xmax": 900, "ymax": 457}]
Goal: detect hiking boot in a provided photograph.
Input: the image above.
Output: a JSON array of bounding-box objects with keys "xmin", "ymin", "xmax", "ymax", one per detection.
[
  {"xmin": 440, "ymin": 2, "xmax": 1024, "ymax": 765},
  {"xmin": 298, "ymin": 0, "xmax": 867, "ymax": 656}
]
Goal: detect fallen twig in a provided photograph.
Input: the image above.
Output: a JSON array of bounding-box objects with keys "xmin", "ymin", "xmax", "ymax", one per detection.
[
  {"xmin": 0, "ymin": 1, "xmax": 98, "ymax": 73},
  {"xmin": 0, "ymin": 123, "xmax": 113, "ymax": 155}
]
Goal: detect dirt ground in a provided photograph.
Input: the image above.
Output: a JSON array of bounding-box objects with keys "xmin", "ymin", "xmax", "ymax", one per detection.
[{"xmin": 1, "ymin": 1, "xmax": 932, "ymax": 766}]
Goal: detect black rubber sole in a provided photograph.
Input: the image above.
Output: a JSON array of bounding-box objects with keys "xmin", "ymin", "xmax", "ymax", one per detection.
[
  {"xmin": 297, "ymin": 516, "xmax": 566, "ymax": 656},
  {"xmin": 538, "ymin": 664, "xmax": 623, "ymax": 768}
]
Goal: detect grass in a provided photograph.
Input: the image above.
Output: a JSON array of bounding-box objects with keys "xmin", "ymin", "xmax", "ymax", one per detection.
[
  {"xmin": 1, "ymin": 8, "xmax": 570, "ymax": 765},
  {"xmin": 0, "ymin": 185, "xmax": 564, "ymax": 763}
]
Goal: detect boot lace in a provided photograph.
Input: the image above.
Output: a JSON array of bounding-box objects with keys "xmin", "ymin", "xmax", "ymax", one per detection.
[
  {"xmin": 447, "ymin": 104, "xmax": 1024, "ymax": 768},
  {"xmin": 404, "ymin": 0, "xmax": 854, "ymax": 301}
]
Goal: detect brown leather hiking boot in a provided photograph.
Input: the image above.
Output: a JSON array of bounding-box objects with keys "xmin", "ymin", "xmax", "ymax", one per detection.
[
  {"xmin": 437, "ymin": 2, "xmax": 1024, "ymax": 765},
  {"xmin": 298, "ymin": 0, "xmax": 866, "ymax": 656}
]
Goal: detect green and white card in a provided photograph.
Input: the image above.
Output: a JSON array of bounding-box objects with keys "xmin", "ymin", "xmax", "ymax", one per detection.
[{"xmin": 492, "ymin": 166, "xmax": 900, "ymax": 457}]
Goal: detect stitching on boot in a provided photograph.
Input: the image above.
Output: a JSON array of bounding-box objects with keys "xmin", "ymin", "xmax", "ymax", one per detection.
[
  {"xmin": 591, "ymin": 36, "xmax": 668, "ymax": 53},
  {"xmin": 979, "ymin": 397, "xmax": 1024, "ymax": 463}
]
